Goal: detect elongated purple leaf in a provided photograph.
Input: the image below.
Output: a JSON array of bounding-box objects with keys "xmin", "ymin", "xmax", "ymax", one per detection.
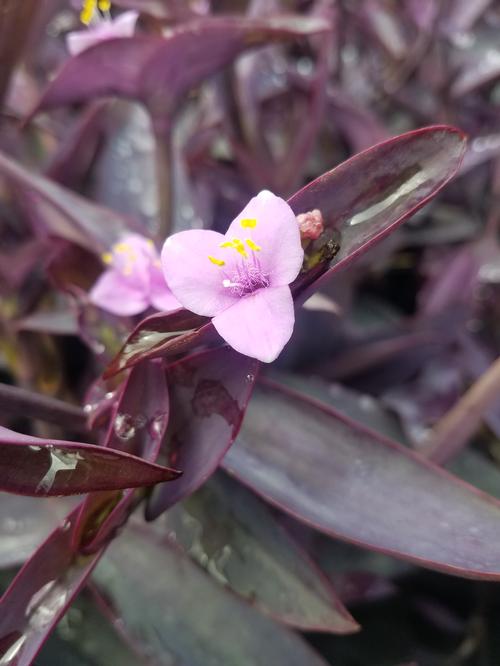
[
  {"xmin": 78, "ymin": 360, "xmax": 170, "ymax": 552},
  {"xmin": 0, "ymin": 507, "xmax": 103, "ymax": 666},
  {"xmin": 103, "ymin": 309, "xmax": 211, "ymax": 378},
  {"xmin": 145, "ymin": 347, "xmax": 258, "ymax": 519},
  {"xmin": 0, "ymin": 426, "xmax": 180, "ymax": 497},
  {"xmin": 160, "ymin": 472, "xmax": 359, "ymax": 633},
  {"xmin": 0, "ymin": 383, "xmax": 86, "ymax": 431},
  {"xmin": 288, "ymin": 126, "xmax": 466, "ymax": 300},
  {"xmin": 92, "ymin": 524, "xmax": 329, "ymax": 666},
  {"xmin": 0, "ymin": 151, "xmax": 130, "ymax": 252},
  {"xmin": 32, "ymin": 16, "xmax": 330, "ymax": 126},
  {"xmin": 224, "ymin": 379, "xmax": 500, "ymax": 580}
]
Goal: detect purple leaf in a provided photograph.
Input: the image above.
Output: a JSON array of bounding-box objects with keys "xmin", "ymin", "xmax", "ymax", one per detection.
[
  {"xmin": 451, "ymin": 43, "xmax": 500, "ymax": 98},
  {"xmin": 443, "ymin": 0, "xmax": 492, "ymax": 33},
  {"xmin": 15, "ymin": 308, "xmax": 79, "ymax": 337},
  {"xmin": 0, "ymin": 507, "xmax": 103, "ymax": 666},
  {"xmin": 112, "ymin": 0, "xmax": 204, "ymax": 20},
  {"xmin": 288, "ymin": 126, "xmax": 466, "ymax": 301},
  {"xmin": 159, "ymin": 471, "xmax": 359, "ymax": 633},
  {"xmin": 327, "ymin": 88, "xmax": 389, "ymax": 153},
  {"xmin": 0, "ymin": 151, "xmax": 131, "ymax": 253},
  {"xmin": 78, "ymin": 360, "xmax": 170, "ymax": 553},
  {"xmin": 145, "ymin": 347, "xmax": 258, "ymax": 519},
  {"xmin": 32, "ymin": 16, "xmax": 331, "ymax": 127},
  {"xmin": 103, "ymin": 309, "xmax": 212, "ymax": 378},
  {"xmin": 359, "ymin": 0, "xmax": 408, "ymax": 60},
  {"xmin": 0, "ymin": 382, "xmax": 86, "ymax": 431},
  {"xmin": 0, "ymin": 425, "xmax": 180, "ymax": 497},
  {"xmin": 0, "ymin": 495, "xmax": 75, "ymax": 569},
  {"xmin": 224, "ymin": 379, "xmax": 500, "ymax": 580},
  {"xmin": 92, "ymin": 523, "xmax": 329, "ymax": 666}
]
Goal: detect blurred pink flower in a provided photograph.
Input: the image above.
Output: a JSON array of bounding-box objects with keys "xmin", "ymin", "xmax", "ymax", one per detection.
[
  {"xmin": 90, "ymin": 234, "xmax": 180, "ymax": 316},
  {"xmin": 66, "ymin": 6, "xmax": 138, "ymax": 56},
  {"xmin": 161, "ymin": 190, "xmax": 303, "ymax": 362}
]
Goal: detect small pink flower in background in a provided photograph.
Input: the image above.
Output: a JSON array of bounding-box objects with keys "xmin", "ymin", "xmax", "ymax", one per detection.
[
  {"xmin": 66, "ymin": 1, "xmax": 138, "ymax": 56},
  {"xmin": 161, "ymin": 191, "xmax": 304, "ymax": 363},
  {"xmin": 90, "ymin": 234, "xmax": 180, "ymax": 316}
]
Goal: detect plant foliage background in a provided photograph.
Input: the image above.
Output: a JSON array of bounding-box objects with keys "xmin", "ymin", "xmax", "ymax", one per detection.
[{"xmin": 0, "ymin": 1, "xmax": 500, "ymax": 665}]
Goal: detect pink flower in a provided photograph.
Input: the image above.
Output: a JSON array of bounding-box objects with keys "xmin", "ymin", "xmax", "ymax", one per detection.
[
  {"xmin": 161, "ymin": 191, "xmax": 304, "ymax": 362},
  {"xmin": 66, "ymin": 7, "xmax": 139, "ymax": 56},
  {"xmin": 90, "ymin": 234, "xmax": 180, "ymax": 316}
]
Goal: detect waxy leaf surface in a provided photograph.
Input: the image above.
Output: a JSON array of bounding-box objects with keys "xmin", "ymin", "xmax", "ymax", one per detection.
[
  {"xmin": 78, "ymin": 360, "xmax": 170, "ymax": 552},
  {"xmin": 146, "ymin": 347, "xmax": 258, "ymax": 519},
  {"xmin": 93, "ymin": 524, "xmax": 329, "ymax": 666},
  {"xmin": 0, "ymin": 426, "xmax": 179, "ymax": 497},
  {"xmin": 0, "ymin": 508, "xmax": 103, "ymax": 666},
  {"xmin": 33, "ymin": 16, "xmax": 330, "ymax": 126},
  {"xmin": 0, "ymin": 495, "xmax": 74, "ymax": 569},
  {"xmin": 289, "ymin": 126, "xmax": 466, "ymax": 299},
  {"xmin": 224, "ymin": 380, "xmax": 500, "ymax": 580},
  {"xmin": 104, "ymin": 309, "xmax": 210, "ymax": 378},
  {"xmin": 161, "ymin": 472, "xmax": 358, "ymax": 633},
  {"xmin": 0, "ymin": 151, "xmax": 129, "ymax": 252}
]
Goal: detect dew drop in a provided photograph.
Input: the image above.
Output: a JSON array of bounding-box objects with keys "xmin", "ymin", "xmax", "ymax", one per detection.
[
  {"xmin": 61, "ymin": 518, "xmax": 72, "ymax": 533},
  {"xmin": 113, "ymin": 413, "xmax": 136, "ymax": 440}
]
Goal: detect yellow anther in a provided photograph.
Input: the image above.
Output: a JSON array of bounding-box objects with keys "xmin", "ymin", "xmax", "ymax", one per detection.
[
  {"xmin": 101, "ymin": 252, "xmax": 113, "ymax": 265},
  {"xmin": 231, "ymin": 238, "xmax": 247, "ymax": 256},
  {"xmin": 80, "ymin": 0, "xmax": 97, "ymax": 25},
  {"xmin": 147, "ymin": 239, "xmax": 155, "ymax": 249},
  {"xmin": 208, "ymin": 255, "xmax": 225, "ymax": 267},
  {"xmin": 241, "ymin": 218, "xmax": 257, "ymax": 228},
  {"xmin": 220, "ymin": 238, "xmax": 248, "ymax": 258},
  {"xmin": 114, "ymin": 242, "xmax": 135, "ymax": 257},
  {"xmin": 98, "ymin": 0, "xmax": 111, "ymax": 10},
  {"xmin": 246, "ymin": 239, "xmax": 261, "ymax": 251}
]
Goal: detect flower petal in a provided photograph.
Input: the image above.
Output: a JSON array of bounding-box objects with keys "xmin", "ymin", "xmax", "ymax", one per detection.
[
  {"xmin": 109, "ymin": 11, "xmax": 139, "ymax": 36},
  {"xmin": 66, "ymin": 11, "xmax": 139, "ymax": 56},
  {"xmin": 90, "ymin": 269, "xmax": 148, "ymax": 316},
  {"xmin": 212, "ymin": 285, "xmax": 295, "ymax": 363},
  {"xmin": 161, "ymin": 230, "xmax": 240, "ymax": 317},
  {"xmin": 149, "ymin": 268, "xmax": 181, "ymax": 312},
  {"xmin": 109, "ymin": 233, "xmax": 154, "ymax": 285},
  {"xmin": 225, "ymin": 190, "xmax": 303, "ymax": 287}
]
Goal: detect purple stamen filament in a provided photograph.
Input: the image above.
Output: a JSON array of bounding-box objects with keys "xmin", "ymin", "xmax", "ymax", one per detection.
[{"xmin": 223, "ymin": 255, "xmax": 270, "ymax": 296}]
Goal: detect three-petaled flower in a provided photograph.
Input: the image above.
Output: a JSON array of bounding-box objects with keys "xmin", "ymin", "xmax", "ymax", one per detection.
[
  {"xmin": 90, "ymin": 234, "xmax": 180, "ymax": 316},
  {"xmin": 161, "ymin": 191, "xmax": 303, "ymax": 363},
  {"xmin": 66, "ymin": 1, "xmax": 138, "ymax": 56}
]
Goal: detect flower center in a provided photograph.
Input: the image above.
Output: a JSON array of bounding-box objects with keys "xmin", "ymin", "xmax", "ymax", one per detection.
[
  {"xmin": 207, "ymin": 217, "xmax": 270, "ymax": 296},
  {"xmin": 223, "ymin": 266, "xmax": 270, "ymax": 296}
]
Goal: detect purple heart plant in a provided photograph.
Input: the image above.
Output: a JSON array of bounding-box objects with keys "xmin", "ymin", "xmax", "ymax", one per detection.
[{"xmin": 1, "ymin": 1, "xmax": 500, "ymax": 665}]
